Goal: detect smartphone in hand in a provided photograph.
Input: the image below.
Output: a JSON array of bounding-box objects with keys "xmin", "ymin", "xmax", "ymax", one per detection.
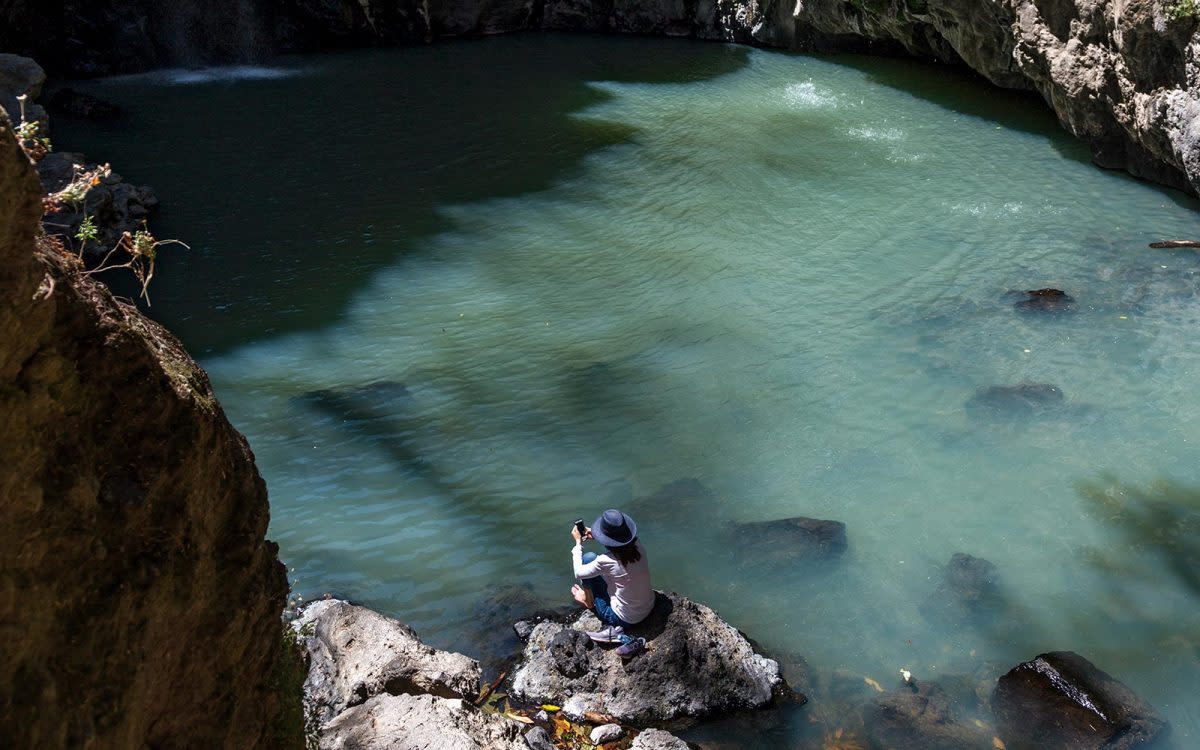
[{"xmin": 573, "ymin": 518, "xmax": 586, "ymax": 537}]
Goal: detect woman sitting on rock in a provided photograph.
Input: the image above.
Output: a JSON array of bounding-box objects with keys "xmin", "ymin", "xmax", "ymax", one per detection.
[{"xmin": 571, "ymin": 509, "xmax": 654, "ymax": 654}]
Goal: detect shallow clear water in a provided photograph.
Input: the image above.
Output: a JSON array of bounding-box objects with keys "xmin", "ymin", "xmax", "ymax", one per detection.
[{"xmin": 58, "ymin": 35, "xmax": 1200, "ymax": 746}]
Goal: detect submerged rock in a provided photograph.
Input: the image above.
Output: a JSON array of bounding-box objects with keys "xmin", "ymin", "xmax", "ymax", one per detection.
[
  {"xmin": 511, "ymin": 591, "xmax": 790, "ymax": 724},
  {"xmin": 921, "ymin": 553, "xmax": 1005, "ymax": 624},
  {"xmin": 992, "ymin": 651, "xmax": 1168, "ymax": 750},
  {"xmin": 293, "ymin": 599, "xmax": 482, "ymax": 723},
  {"xmin": 627, "ymin": 477, "xmax": 716, "ymax": 524},
  {"xmin": 321, "ymin": 693, "xmax": 525, "ymax": 750},
  {"xmin": 728, "ymin": 516, "xmax": 847, "ymax": 565},
  {"xmin": 862, "ymin": 681, "xmax": 993, "ymax": 750},
  {"xmin": 965, "ymin": 383, "xmax": 1065, "ymax": 417},
  {"xmin": 1013, "ymin": 288, "xmax": 1075, "ymax": 313}
]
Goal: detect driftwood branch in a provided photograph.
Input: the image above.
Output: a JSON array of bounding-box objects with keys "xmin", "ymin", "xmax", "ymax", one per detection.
[
  {"xmin": 474, "ymin": 670, "xmax": 507, "ymax": 706},
  {"xmin": 1149, "ymin": 240, "xmax": 1200, "ymax": 248}
]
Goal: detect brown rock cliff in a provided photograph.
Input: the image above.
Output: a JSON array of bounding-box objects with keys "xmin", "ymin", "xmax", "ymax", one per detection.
[{"xmin": 0, "ymin": 110, "xmax": 292, "ymax": 749}]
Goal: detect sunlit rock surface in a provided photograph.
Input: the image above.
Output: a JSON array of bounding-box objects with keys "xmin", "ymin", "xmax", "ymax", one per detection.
[
  {"xmin": 511, "ymin": 591, "xmax": 793, "ymax": 724},
  {"xmin": 292, "ymin": 599, "xmax": 483, "ymax": 724}
]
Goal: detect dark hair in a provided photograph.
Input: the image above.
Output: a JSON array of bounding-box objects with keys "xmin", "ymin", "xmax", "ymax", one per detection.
[{"xmin": 607, "ymin": 538, "xmax": 641, "ymax": 566}]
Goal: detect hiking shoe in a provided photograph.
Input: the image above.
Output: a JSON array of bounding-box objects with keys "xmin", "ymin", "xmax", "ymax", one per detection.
[
  {"xmin": 616, "ymin": 637, "xmax": 646, "ymax": 659},
  {"xmin": 585, "ymin": 625, "xmax": 625, "ymax": 644}
]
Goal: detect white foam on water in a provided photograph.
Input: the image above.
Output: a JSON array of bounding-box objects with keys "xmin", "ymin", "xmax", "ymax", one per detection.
[
  {"xmin": 782, "ymin": 80, "xmax": 839, "ymax": 109},
  {"xmin": 108, "ymin": 65, "xmax": 300, "ymax": 86},
  {"xmin": 849, "ymin": 125, "xmax": 904, "ymax": 142}
]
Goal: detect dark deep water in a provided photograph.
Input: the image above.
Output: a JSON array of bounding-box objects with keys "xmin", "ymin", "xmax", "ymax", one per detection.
[{"xmin": 54, "ymin": 34, "xmax": 1200, "ymax": 747}]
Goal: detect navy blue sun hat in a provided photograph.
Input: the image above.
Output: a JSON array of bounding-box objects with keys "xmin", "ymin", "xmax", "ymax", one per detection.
[{"xmin": 592, "ymin": 509, "xmax": 637, "ymax": 548}]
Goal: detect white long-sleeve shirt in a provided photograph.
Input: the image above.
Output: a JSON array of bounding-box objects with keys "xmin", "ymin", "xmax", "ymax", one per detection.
[{"xmin": 572, "ymin": 541, "xmax": 655, "ymax": 624}]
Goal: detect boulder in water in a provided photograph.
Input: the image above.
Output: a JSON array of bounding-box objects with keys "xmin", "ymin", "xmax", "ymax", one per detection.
[
  {"xmin": 991, "ymin": 651, "xmax": 1168, "ymax": 750},
  {"xmin": 728, "ymin": 516, "xmax": 847, "ymax": 565},
  {"xmin": 510, "ymin": 591, "xmax": 791, "ymax": 724},
  {"xmin": 965, "ymin": 383, "xmax": 1065, "ymax": 417},
  {"xmin": 292, "ymin": 599, "xmax": 482, "ymax": 723},
  {"xmin": 1013, "ymin": 288, "xmax": 1074, "ymax": 313},
  {"xmin": 921, "ymin": 553, "xmax": 1004, "ymax": 624},
  {"xmin": 627, "ymin": 477, "xmax": 716, "ymax": 524},
  {"xmin": 862, "ymin": 681, "xmax": 993, "ymax": 750}
]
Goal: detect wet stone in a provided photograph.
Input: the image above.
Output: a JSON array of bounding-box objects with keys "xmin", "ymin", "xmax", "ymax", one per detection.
[
  {"xmin": 862, "ymin": 681, "xmax": 993, "ymax": 750},
  {"xmin": 992, "ymin": 651, "xmax": 1168, "ymax": 750},
  {"xmin": 1012, "ymin": 288, "xmax": 1075, "ymax": 313},
  {"xmin": 921, "ymin": 553, "xmax": 1005, "ymax": 624},
  {"xmin": 965, "ymin": 383, "xmax": 1065, "ymax": 418},
  {"xmin": 727, "ymin": 516, "xmax": 847, "ymax": 565}
]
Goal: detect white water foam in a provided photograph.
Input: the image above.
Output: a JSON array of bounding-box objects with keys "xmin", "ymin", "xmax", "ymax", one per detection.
[
  {"xmin": 108, "ymin": 65, "xmax": 300, "ymax": 86},
  {"xmin": 782, "ymin": 80, "xmax": 839, "ymax": 109},
  {"xmin": 848, "ymin": 125, "xmax": 904, "ymax": 142}
]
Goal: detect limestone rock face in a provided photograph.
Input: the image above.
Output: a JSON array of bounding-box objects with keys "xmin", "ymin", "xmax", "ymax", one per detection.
[
  {"xmin": 992, "ymin": 651, "xmax": 1168, "ymax": 750},
  {"xmin": 320, "ymin": 693, "xmax": 526, "ymax": 750},
  {"xmin": 510, "ymin": 591, "xmax": 788, "ymax": 724},
  {"xmin": 793, "ymin": 1, "xmax": 1200, "ymax": 194},
  {"xmin": 293, "ymin": 599, "xmax": 483, "ymax": 723},
  {"xmin": 0, "ymin": 111, "xmax": 290, "ymax": 748}
]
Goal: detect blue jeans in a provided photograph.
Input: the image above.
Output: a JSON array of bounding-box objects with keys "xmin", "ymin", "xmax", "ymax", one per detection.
[{"xmin": 581, "ymin": 552, "xmax": 632, "ymax": 629}]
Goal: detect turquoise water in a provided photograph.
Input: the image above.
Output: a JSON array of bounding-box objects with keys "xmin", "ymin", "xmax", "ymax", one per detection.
[{"xmin": 58, "ymin": 35, "xmax": 1200, "ymax": 746}]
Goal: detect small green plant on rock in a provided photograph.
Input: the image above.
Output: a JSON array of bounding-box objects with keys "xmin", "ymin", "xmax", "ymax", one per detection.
[
  {"xmin": 75, "ymin": 215, "xmax": 98, "ymax": 257},
  {"xmin": 83, "ymin": 225, "xmax": 188, "ymax": 306},
  {"xmin": 1167, "ymin": 0, "xmax": 1200, "ymax": 19}
]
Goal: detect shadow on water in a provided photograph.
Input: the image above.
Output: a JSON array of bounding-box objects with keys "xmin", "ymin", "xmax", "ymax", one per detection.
[{"xmin": 50, "ymin": 34, "xmax": 750, "ymax": 355}]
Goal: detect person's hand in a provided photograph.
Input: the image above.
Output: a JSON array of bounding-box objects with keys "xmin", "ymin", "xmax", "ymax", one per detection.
[
  {"xmin": 571, "ymin": 526, "xmax": 583, "ymax": 544},
  {"xmin": 584, "ymin": 526, "xmax": 593, "ymax": 541}
]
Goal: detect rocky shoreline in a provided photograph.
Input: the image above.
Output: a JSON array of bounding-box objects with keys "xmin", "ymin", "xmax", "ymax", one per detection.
[{"xmin": 290, "ymin": 590, "xmax": 1171, "ymax": 749}]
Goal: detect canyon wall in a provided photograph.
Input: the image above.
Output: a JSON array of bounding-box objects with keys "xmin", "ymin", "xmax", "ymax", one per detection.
[
  {"xmin": 0, "ymin": 111, "xmax": 292, "ymax": 749},
  {"xmin": 2, "ymin": 1, "xmax": 1195, "ymax": 196}
]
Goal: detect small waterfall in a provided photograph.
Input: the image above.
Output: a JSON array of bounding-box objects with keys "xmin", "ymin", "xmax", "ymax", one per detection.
[{"xmin": 156, "ymin": 0, "xmax": 273, "ymax": 69}]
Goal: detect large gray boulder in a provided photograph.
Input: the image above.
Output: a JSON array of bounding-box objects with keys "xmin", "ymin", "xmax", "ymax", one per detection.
[
  {"xmin": 320, "ymin": 693, "xmax": 525, "ymax": 750},
  {"xmin": 631, "ymin": 728, "xmax": 694, "ymax": 749},
  {"xmin": 992, "ymin": 651, "xmax": 1168, "ymax": 750},
  {"xmin": 510, "ymin": 591, "xmax": 789, "ymax": 724},
  {"xmin": 293, "ymin": 599, "xmax": 483, "ymax": 723}
]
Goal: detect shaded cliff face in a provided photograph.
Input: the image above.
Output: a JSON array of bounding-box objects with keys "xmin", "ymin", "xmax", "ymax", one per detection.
[
  {"xmin": 0, "ymin": 113, "xmax": 291, "ymax": 748},
  {"xmin": 2, "ymin": 0, "xmax": 1196, "ymax": 196}
]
